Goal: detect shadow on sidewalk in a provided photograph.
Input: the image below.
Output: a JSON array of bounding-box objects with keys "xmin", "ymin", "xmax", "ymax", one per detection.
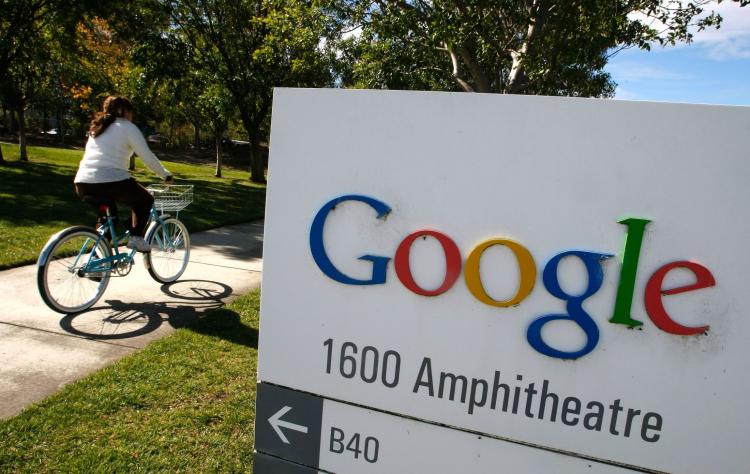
[
  {"xmin": 58, "ymin": 280, "xmax": 234, "ymax": 341},
  {"xmin": 190, "ymin": 222, "xmax": 265, "ymax": 262}
]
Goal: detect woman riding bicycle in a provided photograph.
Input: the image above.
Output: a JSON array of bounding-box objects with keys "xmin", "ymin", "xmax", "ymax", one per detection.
[{"xmin": 74, "ymin": 95, "xmax": 172, "ymax": 252}]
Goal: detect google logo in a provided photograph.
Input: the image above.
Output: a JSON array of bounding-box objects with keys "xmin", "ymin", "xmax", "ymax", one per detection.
[{"xmin": 310, "ymin": 195, "xmax": 716, "ymax": 360}]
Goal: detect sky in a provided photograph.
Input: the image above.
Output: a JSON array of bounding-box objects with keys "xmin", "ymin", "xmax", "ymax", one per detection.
[{"xmin": 606, "ymin": 2, "xmax": 750, "ymax": 106}]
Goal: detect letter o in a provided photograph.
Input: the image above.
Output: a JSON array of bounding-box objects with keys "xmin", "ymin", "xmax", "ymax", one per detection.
[
  {"xmin": 464, "ymin": 239, "xmax": 536, "ymax": 307},
  {"xmin": 394, "ymin": 230, "xmax": 462, "ymax": 296}
]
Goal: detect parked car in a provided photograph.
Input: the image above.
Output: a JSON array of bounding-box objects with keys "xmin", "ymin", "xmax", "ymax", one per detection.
[{"xmin": 147, "ymin": 134, "xmax": 166, "ymax": 145}]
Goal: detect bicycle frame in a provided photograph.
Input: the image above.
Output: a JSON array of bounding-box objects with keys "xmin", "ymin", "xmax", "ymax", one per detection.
[{"xmin": 78, "ymin": 207, "xmax": 175, "ymax": 275}]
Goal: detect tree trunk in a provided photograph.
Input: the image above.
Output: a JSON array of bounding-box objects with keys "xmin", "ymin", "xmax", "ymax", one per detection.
[
  {"xmin": 215, "ymin": 129, "xmax": 223, "ymax": 178},
  {"xmin": 76, "ymin": 118, "xmax": 85, "ymax": 139},
  {"xmin": 239, "ymin": 110, "xmax": 266, "ymax": 184},
  {"xmin": 10, "ymin": 108, "xmax": 18, "ymax": 134},
  {"xmin": 0, "ymin": 101, "xmax": 6, "ymax": 162},
  {"xmin": 58, "ymin": 110, "xmax": 65, "ymax": 145},
  {"xmin": 508, "ymin": 50, "xmax": 527, "ymax": 93},
  {"xmin": 447, "ymin": 45, "xmax": 475, "ymax": 92},
  {"xmin": 508, "ymin": 0, "xmax": 549, "ymax": 94},
  {"xmin": 194, "ymin": 121, "xmax": 201, "ymax": 148},
  {"xmin": 0, "ymin": 103, "xmax": 5, "ymax": 162},
  {"xmin": 17, "ymin": 104, "xmax": 28, "ymax": 161},
  {"xmin": 456, "ymin": 45, "xmax": 491, "ymax": 93},
  {"xmin": 248, "ymin": 131, "xmax": 265, "ymax": 184}
]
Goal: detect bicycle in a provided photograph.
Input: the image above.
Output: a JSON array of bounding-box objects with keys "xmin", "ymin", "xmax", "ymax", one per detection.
[{"xmin": 37, "ymin": 184, "xmax": 193, "ymax": 314}]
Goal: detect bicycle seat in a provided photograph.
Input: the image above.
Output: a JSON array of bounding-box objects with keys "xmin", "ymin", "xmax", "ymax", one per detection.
[{"xmin": 81, "ymin": 195, "xmax": 117, "ymax": 216}]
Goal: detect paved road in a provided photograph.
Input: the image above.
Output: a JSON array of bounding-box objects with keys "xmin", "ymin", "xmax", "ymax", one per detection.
[{"xmin": 0, "ymin": 221, "xmax": 264, "ymax": 419}]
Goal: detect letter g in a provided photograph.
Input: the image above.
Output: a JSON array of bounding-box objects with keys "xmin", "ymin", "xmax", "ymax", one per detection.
[
  {"xmin": 309, "ymin": 195, "xmax": 391, "ymax": 285},
  {"xmin": 527, "ymin": 250, "xmax": 612, "ymax": 359}
]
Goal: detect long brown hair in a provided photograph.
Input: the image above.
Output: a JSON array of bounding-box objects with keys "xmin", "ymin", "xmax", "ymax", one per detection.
[{"xmin": 88, "ymin": 96, "xmax": 133, "ymax": 138}]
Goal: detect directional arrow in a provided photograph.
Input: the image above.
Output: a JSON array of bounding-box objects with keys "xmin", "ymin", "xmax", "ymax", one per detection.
[
  {"xmin": 269, "ymin": 406, "xmax": 309, "ymax": 444},
  {"xmin": 255, "ymin": 383, "xmax": 323, "ymax": 466}
]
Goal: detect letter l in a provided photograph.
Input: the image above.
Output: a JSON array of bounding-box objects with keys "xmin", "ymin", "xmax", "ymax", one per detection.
[{"xmin": 610, "ymin": 217, "xmax": 651, "ymax": 327}]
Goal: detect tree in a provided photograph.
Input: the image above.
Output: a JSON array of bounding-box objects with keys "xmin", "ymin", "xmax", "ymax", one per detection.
[
  {"xmin": 338, "ymin": 0, "xmax": 743, "ymax": 97},
  {"xmin": 3, "ymin": 51, "xmax": 41, "ymax": 161},
  {"xmin": 135, "ymin": 42, "xmax": 237, "ymax": 177},
  {"xmin": 162, "ymin": 0, "xmax": 339, "ymax": 183},
  {"xmin": 1, "ymin": 22, "xmax": 57, "ymax": 161},
  {"xmin": 195, "ymin": 81, "xmax": 235, "ymax": 178},
  {"xmin": 0, "ymin": 0, "xmax": 56, "ymax": 162},
  {"xmin": 0, "ymin": 0, "xmax": 123, "ymax": 162}
]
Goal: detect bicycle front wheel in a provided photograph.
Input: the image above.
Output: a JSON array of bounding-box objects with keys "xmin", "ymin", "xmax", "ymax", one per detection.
[
  {"xmin": 37, "ymin": 226, "xmax": 112, "ymax": 314},
  {"xmin": 144, "ymin": 218, "xmax": 190, "ymax": 283}
]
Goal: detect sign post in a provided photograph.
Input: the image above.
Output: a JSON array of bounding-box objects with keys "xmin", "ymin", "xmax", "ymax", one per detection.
[{"xmin": 255, "ymin": 88, "xmax": 750, "ymax": 473}]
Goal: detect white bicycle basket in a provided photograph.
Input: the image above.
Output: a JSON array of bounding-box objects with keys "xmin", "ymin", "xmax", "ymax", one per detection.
[{"xmin": 147, "ymin": 184, "xmax": 194, "ymax": 213}]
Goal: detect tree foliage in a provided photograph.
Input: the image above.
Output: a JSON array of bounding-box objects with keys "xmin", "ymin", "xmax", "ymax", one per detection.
[
  {"xmin": 160, "ymin": 0, "xmax": 339, "ymax": 182},
  {"xmin": 0, "ymin": 0, "xmax": 122, "ymax": 159},
  {"xmin": 338, "ymin": 0, "xmax": 738, "ymax": 97}
]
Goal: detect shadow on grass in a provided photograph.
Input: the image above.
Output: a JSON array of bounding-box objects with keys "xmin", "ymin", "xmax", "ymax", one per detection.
[
  {"xmin": 176, "ymin": 177, "xmax": 266, "ymax": 232},
  {"xmin": 187, "ymin": 306, "xmax": 259, "ymax": 349},
  {"xmin": 0, "ymin": 160, "xmax": 86, "ymax": 226}
]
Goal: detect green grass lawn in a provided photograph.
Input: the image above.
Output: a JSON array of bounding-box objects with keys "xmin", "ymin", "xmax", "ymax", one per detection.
[
  {"xmin": 0, "ymin": 290, "xmax": 261, "ymax": 472},
  {"xmin": 0, "ymin": 143, "xmax": 265, "ymax": 270}
]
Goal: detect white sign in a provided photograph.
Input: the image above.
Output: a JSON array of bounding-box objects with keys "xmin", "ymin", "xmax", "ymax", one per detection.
[{"xmin": 258, "ymin": 88, "xmax": 750, "ymax": 473}]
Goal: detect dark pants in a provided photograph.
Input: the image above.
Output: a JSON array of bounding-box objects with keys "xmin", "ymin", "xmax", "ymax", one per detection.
[{"xmin": 74, "ymin": 178, "xmax": 154, "ymax": 236}]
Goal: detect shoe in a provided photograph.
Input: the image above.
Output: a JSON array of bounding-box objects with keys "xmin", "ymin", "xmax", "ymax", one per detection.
[{"xmin": 126, "ymin": 236, "xmax": 151, "ymax": 253}]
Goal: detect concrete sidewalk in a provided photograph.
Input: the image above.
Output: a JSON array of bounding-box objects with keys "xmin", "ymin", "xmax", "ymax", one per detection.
[{"xmin": 0, "ymin": 221, "xmax": 264, "ymax": 419}]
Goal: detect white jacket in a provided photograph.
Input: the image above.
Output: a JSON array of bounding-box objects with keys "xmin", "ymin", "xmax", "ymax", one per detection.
[{"xmin": 74, "ymin": 118, "xmax": 170, "ymax": 183}]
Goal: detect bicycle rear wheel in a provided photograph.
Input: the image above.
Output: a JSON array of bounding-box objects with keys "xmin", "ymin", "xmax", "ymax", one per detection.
[
  {"xmin": 37, "ymin": 226, "xmax": 112, "ymax": 313},
  {"xmin": 144, "ymin": 218, "xmax": 190, "ymax": 283}
]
